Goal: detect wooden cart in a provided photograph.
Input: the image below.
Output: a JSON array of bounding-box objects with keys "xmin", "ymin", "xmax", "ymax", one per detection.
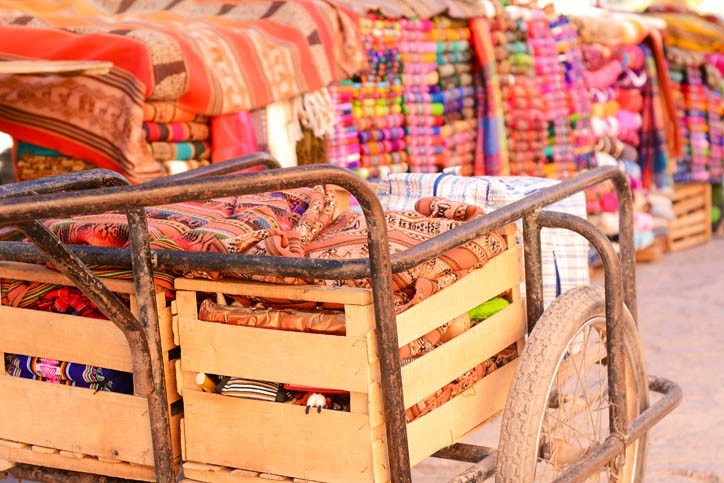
[{"xmin": 0, "ymin": 158, "xmax": 682, "ymax": 482}]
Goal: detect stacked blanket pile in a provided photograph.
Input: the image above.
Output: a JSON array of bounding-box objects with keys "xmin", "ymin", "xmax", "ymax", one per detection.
[
  {"xmin": 528, "ymin": 9, "xmax": 575, "ymax": 178},
  {"xmin": 0, "ymin": 0, "xmax": 366, "ymax": 182},
  {"xmin": 493, "ymin": 8, "xmax": 548, "ymax": 177},
  {"xmin": 551, "ymin": 15, "xmax": 595, "ymax": 170},
  {"xmin": 354, "ymin": 15, "xmax": 408, "ymax": 180},
  {"xmin": 142, "ymin": 102, "xmax": 211, "ymax": 176},
  {"xmin": 328, "ymin": 81, "xmax": 361, "ymax": 171},
  {"xmin": 428, "ymin": 17, "xmax": 477, "ymax": 175},
  {"xmin": 645, "ymin": 6, "xmax": 723, "ymax": 183},
  {"xmin": 401, "ymin": 17, "xmax": 440, "ymax": 174},
  {"xmin": 13, "ymin": 142, "xmax": 96, "ymax": 182},
  {"xmin": 667, "ymin": 47, "xmax": 724, "ymax": 182}
]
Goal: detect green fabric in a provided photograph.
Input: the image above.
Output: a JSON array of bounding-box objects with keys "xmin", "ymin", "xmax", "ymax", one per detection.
[{"xmin": 468, "ymin": 297, "xmax": 510, "ymax": 321}]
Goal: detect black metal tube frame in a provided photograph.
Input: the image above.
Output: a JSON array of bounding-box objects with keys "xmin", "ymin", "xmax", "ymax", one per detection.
[{"xmin": 0, "ymin": 163, "xmax": 672, "ymax": 482}]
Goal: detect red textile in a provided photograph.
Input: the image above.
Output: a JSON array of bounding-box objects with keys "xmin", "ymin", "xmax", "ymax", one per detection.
[{"xmin": 211, "ymin": 112, "xmax": 259, "ymax": 163}]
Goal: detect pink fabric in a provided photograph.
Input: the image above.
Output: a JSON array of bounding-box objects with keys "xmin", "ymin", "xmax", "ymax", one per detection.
[
  {"xmin": 585, "ymin": 60, "xmax": 624, "ymax": 89},
  {"xmin": 616, "ymin": 110, "xmax": 643, "ymax": 132}
]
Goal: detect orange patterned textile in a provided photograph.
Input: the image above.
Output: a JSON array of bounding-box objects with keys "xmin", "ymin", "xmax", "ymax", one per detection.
[{"xmin": 0, "ymin": 0, "xmax": 366, "ymax": 180}]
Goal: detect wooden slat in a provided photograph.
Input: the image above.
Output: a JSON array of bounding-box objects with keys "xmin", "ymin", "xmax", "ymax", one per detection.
[
  {"xmin": 371, "ymin": 424, "xmax": 389, "ymax": 483},
  {"xmin": 344, "ymin": 304, "xmax": 375, "ymax": 416},
  {"xmin": 0, "ymin": 377, "xmax": 155, "ymax": 466},
  {"xmin": 0, "ymin": 261, "xmax": 134, "ymax": 293},
  {"xmin": 183, "ymin": 464, "xmax": 266, "ymax": 482},
  {"xmin": 157, "ymin": 302, "xmax": 177, "ymax": 352},
  {"xmin": 406, "ymin": 360, "xmax": 518, "ymax": 466},
  {"xmin": 179, "ymin": 317, "xmax": 369, "ymax": 392},
  {"xmin": 183, "ymin": 391, "xmax": 373, "ymax": 483},
  {"xmin": 670, "ymin": 220, "xmax": 708, "ymax": 240},
  {"xmin": 0, "ymin": 442, "xmax": 154, "ymax": 481},
  {"xmin": 673, "ymin": 195, "xmax": 706, "ymax": 216},
  {"xmin": 401, "ymin": 300, "xmax": 524, "ymax": 407},
  {"xmin": 396, "ymin": 246, "xmax": 520, "ymax": 348},
  {"xmin": 0, "ymin": 306, "xmax": 133, "ymax": 372},
  {"xmin": 670, "ymin": 233, "xmax": 711, "ymax": 252},
  {"xmin": 174, "ymin": 279, "xmax": 371, "ymax": 306},
  {"xmin": 670, "ymin": 210, "xmax": 707, "ymax": 230},
  {"xmin": 0, "ymin": 59, "xmax": 113, "ymax": 76},
  {"xmin": 165, "ymin": 355, "xmax": 181, "ymax": 405},
  {"xmin": 672, "ymin": 183, "xmax": 705, "ymax": 202}
]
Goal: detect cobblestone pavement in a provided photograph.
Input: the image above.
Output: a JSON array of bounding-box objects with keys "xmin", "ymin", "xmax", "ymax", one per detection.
[{"xmin": 413, "ymin": 237, "xmax": 724, "ymax": 482}]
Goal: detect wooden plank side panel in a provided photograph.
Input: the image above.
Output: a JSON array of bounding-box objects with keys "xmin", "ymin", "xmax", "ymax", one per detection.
[
  {"xmin": 396, "ymin": 246, "xmax": 520, "ymax": 348},
  {"xmin": 0, "ymin": 443, "xmax": 155, "ymax": 481},
  {"xmin": 669, "ymin": 210, "xmax": 707, "ymax": 230},
  {"xmin": 174, "ymin": 279, "xmax": 371, "ymax": 306},
  {"xmin": 673, "ymin": 195, "xmax": 707, "ymax": 217},
  {"xmin": 406, "ymin": 360, "xmax": 518, "ymax": 466},
  {"xmin": 672, "ymin": 183, "xmax": 705, "ymax": 202},
  {"xmin": 401, "ymin": 299, "xmax": 524, "ymax": 407},
  {"xmin": 183, "ymin": 391, "xmax": 373, "ymax": 483},
  {"xmin": 0, "ymin": 261, "xmax": 135, "ymax": 293},
  {"xmin": 179, "ymin": 318, "xmax": 369, "ymax": 393},
  {"xmin": 670, "ymin": 233, "xmax": 711, "ymax": 252},
  {"xmin": 0, "ymin": 306, "xmax": 133, "ymax": 372},
  {"xmin": 669, "ymin": 220, "xmax": 709, "ymax": 240},
  {"xmin": 0, "ymin": 376, "xmax": 155, "ymax": 466}
]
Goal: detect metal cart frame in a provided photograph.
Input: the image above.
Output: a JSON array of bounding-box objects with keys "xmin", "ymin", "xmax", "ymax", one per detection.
[{"xmin": 0, "ymin": 155, "xmax": 681, "ymax": 482}]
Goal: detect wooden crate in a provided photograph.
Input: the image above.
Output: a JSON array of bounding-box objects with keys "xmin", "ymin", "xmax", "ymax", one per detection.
[
  {"xmin": 667, "ymin": 183, "xmax": 712, "ymax": 252},
  {"xmin": 175, "ymin": 226, "xmax": 524, "ymax": 483},
  {"xmin": 0, "ymin": 261, "xmax": 182, "ymax": 481}
]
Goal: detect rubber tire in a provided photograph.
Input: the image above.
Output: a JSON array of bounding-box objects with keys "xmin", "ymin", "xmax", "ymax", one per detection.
[{"xmin": 496, "ymin": 286, "xmax": 649, "ymax": 482}]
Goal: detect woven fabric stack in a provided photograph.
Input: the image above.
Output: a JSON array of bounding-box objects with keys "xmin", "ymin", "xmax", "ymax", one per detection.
[
  {"xmin": 432, "ymin": 17, "xmax": 477, "ymax": 176},
  {"xmin": 550, "ymin": 15, "xmax": 595, "ymax": 171},
  {"xmin": 528, "ymin": 10, "xmax": 574, "ymax": 178},
  {"xmin": 494, "ymin": 8, "xmax": 548, "ymax": 177},
  {"xmin": 142, "ymin": 102, "xmax": 211, "ymax": 176},
  {"xmin": 704, "ymin": 60, "xmax": 723, "ymax": 181},
  {"xmin": 667, "ymin": 48, "xmax": 711, "ymax": 182},
  {"xmin": 13, "ymin": 142, "xmax": 96, "ymax": 182},
  {"xmin": 353, "ymin": 15, "xmax": 408, "ymax": 181},
  {"xmin": 328, "ymin": 81, "xmax": 361, "ymax": 172},
  {"xmin": 401, "ymin": 17, "xmax": 440, "ymax": 174}
]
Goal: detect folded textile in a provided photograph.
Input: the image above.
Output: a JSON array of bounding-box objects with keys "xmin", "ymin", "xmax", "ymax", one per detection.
[
  {"xmin": 143, "ymin": 102, "xmax": 207, "ymax": 123},
  {"xmin": 45, "ymin": 213, "xmax": 190, "ymax": 247},
  {"xmin": 377, "ymin": 173, "xmax": 589, "ymax": 306},
  {"xmin": 218, "ymin": 377, "xmax": 287, "ymax": 402},
  {"xmin": 0, "ymin": 66, "xmax": 159, "ymax": 182},
  {"xmin": 149, "ymin": 141, "xmax": 210, "ymax": 162},
  {"xmin": 5, "ymin": 354, "xmax": 133, "ymax": 394},
  {"xmin": 199, "ymin": 299, "xmax": 346, "ymax": 335},
  {"xmin": 143, "ymin": 122, "xmax": 210, "ymax": 142},
  {"xmin": 15, "ymin": 153, "xmax": 97, "ymax": 182}
]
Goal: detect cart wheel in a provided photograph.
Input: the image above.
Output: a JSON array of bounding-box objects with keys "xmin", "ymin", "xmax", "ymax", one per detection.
[{"xmin": 496, "ymin": 286, "xmax": 649, "ymax": 482}]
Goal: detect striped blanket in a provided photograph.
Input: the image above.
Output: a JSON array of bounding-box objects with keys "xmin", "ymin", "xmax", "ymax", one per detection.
[{"xmin": 0, "ymin": 0, "xmax": 366, "ymax": 181}]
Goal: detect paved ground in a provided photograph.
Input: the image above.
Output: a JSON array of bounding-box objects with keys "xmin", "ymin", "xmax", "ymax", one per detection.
[{"xmin": 413, "ymin": 236, "xmax": 724, "ymax": 482}]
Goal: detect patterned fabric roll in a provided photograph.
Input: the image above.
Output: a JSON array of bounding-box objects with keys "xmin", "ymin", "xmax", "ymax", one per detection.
[
  {"xmin": 149, "ymin": 141, "xmax": 211, "ymax": 162},
  {"xmin": 143, "ymin": 122, "xmax": 210, "ymax": 142},
  {"xmin": 142, "ymin": 102, "xmax": 208, "ymax": 123}
]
